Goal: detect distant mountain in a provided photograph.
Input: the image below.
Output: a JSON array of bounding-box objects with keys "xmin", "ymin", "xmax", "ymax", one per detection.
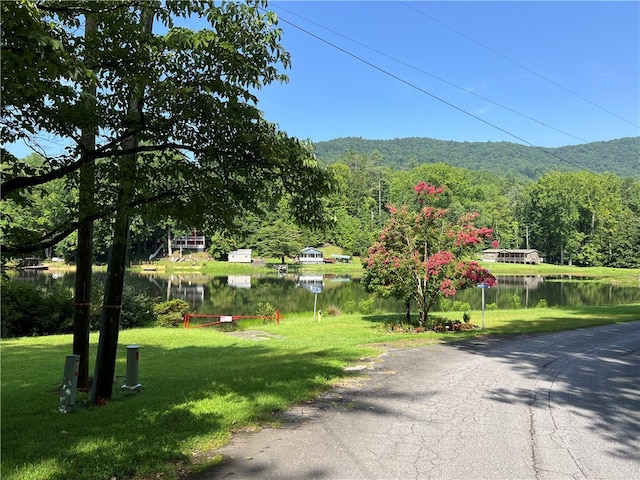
[{"xmin": 313, "ymin": 136, "xmax": 639, "ymax": 180}]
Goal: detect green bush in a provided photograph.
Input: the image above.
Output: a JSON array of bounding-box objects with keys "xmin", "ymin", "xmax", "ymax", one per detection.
[
  {"xmin": 1, "ymin": 278, "xmax": 74, "ymax": 337},
  {"xmin": 256, "ymin": 302, "xmax": 277, "ymax": 323},
  {"xmin": 536, "ymin": 299, "xmax": 548, "ymax": 308},
  {"xmin": 358, "ymin": 298, "xmax": 375, "ymax": 315},
  {"xmin": 89, "ymin": 279, "xmax": 157, "ymax": 331},
  {"xmin": 486, "ymin": 303, "xmax": 498, "ymax": 310},
  {"xmin": 343, "ymin": 300, "xmax": 357, "ymax": 314},
  {"xmin": 256, "ymin": 301, "xmax": 276, "ymax": 317},
  {"xmin": 463, "ymin": 311, "xmax": 471, "ymax": 323},
  {"xmin": 510, "ymin": 295, "xmax": 522, "ymax": 309},
  {"xmin": 440, "ymin": 299, "xmax": 471, "ymax": 312},
  {"xmin": 154, "ymin": 299, "xmax": 191, "ymax": 327},
  {"xmin": 120, "ymin": 286, "xmax": 157, "ymax": 328},
  {"xmin": 90, "ymin": 279, "xmax": 158, "ymax": 330}
]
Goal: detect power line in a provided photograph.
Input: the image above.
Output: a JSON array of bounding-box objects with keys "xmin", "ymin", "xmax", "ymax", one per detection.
[
  {"xmin": 270, "ymin": 13, "xmax": 593, "ymax": 173},
  {"xmin": 273, "ymin": 3, "xmax": 590, "ymax": 144},
  {"xmin": 401, "ymin": 1, "xmax": 639, "ymax": 129}
]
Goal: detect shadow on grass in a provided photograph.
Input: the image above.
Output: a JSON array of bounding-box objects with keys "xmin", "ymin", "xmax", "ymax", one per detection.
[{"xmin": 1, "ymin": 339, "xmax": 354, "ymax": 480}]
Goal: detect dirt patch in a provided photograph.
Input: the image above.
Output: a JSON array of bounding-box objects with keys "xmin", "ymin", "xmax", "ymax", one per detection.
[{"xmin": 225, "ymin": 330, "xmax": 285, "ymax": 341}]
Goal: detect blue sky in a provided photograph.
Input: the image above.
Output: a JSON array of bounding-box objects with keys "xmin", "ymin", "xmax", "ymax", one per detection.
[
  {"xmin": 256, "ymin": 1, "xmax": 639, "ymax": 147},
  {"xmin": 6, "ymin": 1, "xmax": 639, "ymax": 159}
]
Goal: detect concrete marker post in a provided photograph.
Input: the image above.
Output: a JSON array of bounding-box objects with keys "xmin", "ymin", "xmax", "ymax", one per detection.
[
  {"xmin": 122, "ymin": 345, "xmax": 142, "ymax": 392},
  {"xmin": 60, "ymin": 354, "xmax": 80, "ymax": 413}
]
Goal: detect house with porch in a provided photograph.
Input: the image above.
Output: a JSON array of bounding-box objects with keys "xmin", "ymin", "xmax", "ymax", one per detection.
[
  {"xmin": 296, "ymin": 247, "xmax": 324, "ymax": 264},
  {"xmin": 481, "ymin": 248, "xmax": 543, "ymax": 265}
]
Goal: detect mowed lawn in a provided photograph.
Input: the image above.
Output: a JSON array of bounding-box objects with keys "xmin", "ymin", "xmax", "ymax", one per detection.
[{"xmin": 2, "ymin": 305, "xmax": 639, "ymax": 480}]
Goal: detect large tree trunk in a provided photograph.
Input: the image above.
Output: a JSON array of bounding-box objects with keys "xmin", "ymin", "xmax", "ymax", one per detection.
[
  {"xmin": 91, "ymin": 8, "xmax": 152, "ymax": 404},
  {"xmin": 73, "ymin": 14, "xmax": 97, "ymax": 388},
  {"xmin": 90, "ymin": 205, "xmax": 131, "ymax": 403}
]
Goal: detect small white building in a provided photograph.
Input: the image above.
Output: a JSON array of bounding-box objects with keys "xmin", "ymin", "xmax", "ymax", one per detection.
[
  {"xmin": 296, "ymin": 247, "xmax": 324, "ymax": 264},
  {"xmin": 228, "ymin": 249, "xmax": 252, "ymax": 263}
]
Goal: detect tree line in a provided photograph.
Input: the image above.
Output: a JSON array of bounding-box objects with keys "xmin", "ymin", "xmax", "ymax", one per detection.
[
  {"xmin": 5, "ymin": 150, "xmax": 639, "ymax": 270},
  {"xmin": 314, "ymin": 136, "xmax": 640, "ymax": 181}
]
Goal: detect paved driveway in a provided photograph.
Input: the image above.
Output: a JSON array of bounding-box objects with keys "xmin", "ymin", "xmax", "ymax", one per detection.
[{"xmin": 186, "ymin": 321, "xmax": 640, "ymax": 479}]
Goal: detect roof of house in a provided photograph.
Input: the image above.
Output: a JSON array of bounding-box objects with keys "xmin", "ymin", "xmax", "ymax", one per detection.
[
  {"xmin": 482, "ymin": 248, "xmax": 539, "ymax": 254},
  {"xmin": 230, "ymin": 249, "xmax": 252, "ymax": 255},
  {"xmin": 300, "ymin": 247, "xmax": 323, "ymax": 255}
]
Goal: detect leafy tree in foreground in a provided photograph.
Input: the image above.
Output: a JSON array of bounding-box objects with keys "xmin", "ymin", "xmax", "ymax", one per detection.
[
  {"xmin": 362, "ymin": 182, "xmax": 496, "ymax": 326},
  {"xmin": 2, "ymin": 0, "xmax": 332, "ymax": 401}
]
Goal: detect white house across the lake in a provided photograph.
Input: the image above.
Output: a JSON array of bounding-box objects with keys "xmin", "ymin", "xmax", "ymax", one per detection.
[
  {"xmin": 296, "ymin": 247, "xmax": 324, "ymax": 264},
  {"xmin": 228, "ymin": 249, "xmax": 252, "ymax": 263},
  {"xmin": 481, "ymin": 248, "xmax": 543, "ymax": 264}
]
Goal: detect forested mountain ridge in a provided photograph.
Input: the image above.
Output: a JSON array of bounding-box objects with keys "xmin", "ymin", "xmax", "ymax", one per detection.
[{"xmin": 314, "ymin": 136, "xmax": 639, "ymax": 180}]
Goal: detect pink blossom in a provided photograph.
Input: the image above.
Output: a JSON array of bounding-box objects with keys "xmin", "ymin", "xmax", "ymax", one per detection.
[
  {"xmin": 439, "ymin": 279, "xmax": 457, "ymax": 296},
  {"xmin": 414, "ymin": 181, "xmax": 447, "ymax": 197},
  {"xmin": 426, "ymin": 251, "xmax": 454, "ymax": 275}
]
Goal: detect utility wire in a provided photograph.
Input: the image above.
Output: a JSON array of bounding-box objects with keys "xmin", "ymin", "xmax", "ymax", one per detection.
[
  {"xmin": 271, "ymin": 12, "xmax": 592, "ymax": 173},
  {"xmin": 274, "ymin": 3, "xmax": 590, "ymax": 144},
  {"xmin": 401, "ymin": 1, "xmax": 639, "ymax": 129}
]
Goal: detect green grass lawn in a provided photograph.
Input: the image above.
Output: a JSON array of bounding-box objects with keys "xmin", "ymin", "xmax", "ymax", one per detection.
[{"xmin": 2, "ymin": 305, "xmax": 639, "ymax": 480}]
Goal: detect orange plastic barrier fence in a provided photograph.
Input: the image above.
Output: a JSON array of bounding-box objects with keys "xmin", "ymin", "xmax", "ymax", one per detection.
[{"xmin": 183, "ymin": 310, "xmax": 281, "ymax": 328}]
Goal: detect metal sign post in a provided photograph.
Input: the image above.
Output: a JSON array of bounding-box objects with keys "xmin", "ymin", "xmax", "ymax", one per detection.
[
  {"xmin": 476, "ymin": 282, "xmax": 488, "ymax": 329},
  {"xmin": 311, "ymin": 286, "xmax": 322, "ymax": 321}
]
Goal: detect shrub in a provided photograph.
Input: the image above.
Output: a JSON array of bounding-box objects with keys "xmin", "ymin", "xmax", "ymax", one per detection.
[
  {"xmin": 536, "ymin": 299, "xmax": 548, "ymax": 308},
  {"xmin": 358, "ymin": 298, "xmax": 375, "ymax": 315},
  {"xmin": 463, "ymin": 311, "xmax": 471, "ymax": 323},
  {"xmin": 154, "ymin": 299, "xmax": 191, "ymax": 327},
  {"xmin": 343, "ymin": 300, "xmax": 357, "ymax": 314},
  {"xmin": 120, "ymin": 286, "xmax": 157, "ymax": 328},
  {"xmin": 256, "ymin": 302, "xmax": 277, "ymax": 323},
  {"xmin": 325, "ymin": 305, "xmax": 342, "ymax": 317},
  {"xmin": 510, "ymin": 295, "xmax": 522, "ymax": 309},
  {"xmin": 486, "ymin": 303, "xmax": 498, "ymax": 310},
  {"xmin": 90, "ymin": 279, "xmax": 158, "ymax": 330},
  {"xmin": 1, "ymin": 279, "xmax": 73, "ymax": 337},
  {"xmin": 440, "ymin": 299, "xmax": 471, "ymax": 312},
  {"xmin": 439, "ymin": 299, "xmax": 453, "ymax": 312}
]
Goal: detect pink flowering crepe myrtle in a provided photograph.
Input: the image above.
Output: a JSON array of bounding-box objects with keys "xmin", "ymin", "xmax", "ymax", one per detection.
[{"xmin": 363, "ymin": 182, "xmax": 497, "ymax": 326}]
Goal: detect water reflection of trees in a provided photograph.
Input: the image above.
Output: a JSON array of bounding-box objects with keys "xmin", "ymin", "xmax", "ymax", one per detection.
[{"xmin": 12, "ymin": 271, "xmax": 640, "ymax": 314}]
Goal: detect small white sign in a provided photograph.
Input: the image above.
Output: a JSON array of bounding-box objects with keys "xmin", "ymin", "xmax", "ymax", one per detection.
[
  {"xmin": 220, "ymin": 315, "xmax": 233, "ymax": 323},
  {"xmin": 311, "ymin": 286, "xmax": 322, "ymax": 294}
]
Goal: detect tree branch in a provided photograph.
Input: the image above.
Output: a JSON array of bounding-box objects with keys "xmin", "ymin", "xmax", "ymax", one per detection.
[{"xmin": 1, "ymin": 187, "xmax": 182, "ymax": 254}]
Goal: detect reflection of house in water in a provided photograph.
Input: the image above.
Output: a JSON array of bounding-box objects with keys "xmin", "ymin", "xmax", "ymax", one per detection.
[
  {"xmin": 167, "ymin": 275, "xmax": 205, "ymax": 308},
  {"xmin": 497, "ymin": 276, "xmax": 544, "ymax": 290},
  {"xmin": 295, "ymin": 274, "xmax": 324, "ymax": 292},
  {"xmin": 228, "ymin": 275, "xmax": 251, "ymax": 289},
  {"xmin": 325, "ymin": 274, "xmax": 352, "ymax": 284},
  {"xmin": 494, "ymin": 275, "xmax": 545, "ymax": 308}
]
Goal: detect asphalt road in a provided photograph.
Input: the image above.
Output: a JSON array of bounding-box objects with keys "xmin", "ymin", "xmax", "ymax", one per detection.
[{"xmin": 186, "ymin": 321, "xmax": 640, "ymax": 480}]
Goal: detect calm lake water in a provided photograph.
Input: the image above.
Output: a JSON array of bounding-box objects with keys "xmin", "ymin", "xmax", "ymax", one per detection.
[{"xmin": 13, "ymin": 270, "xmax": 640, "ymax": 316}]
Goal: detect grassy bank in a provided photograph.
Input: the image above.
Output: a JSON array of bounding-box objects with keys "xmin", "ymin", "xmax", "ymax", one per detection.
[
  {"xmin": 44, "ymin": 252, "xmax": 639, "ymax": 286},
  {"xmin": 2, "ymin": 305, "xmax": 638, "ymax": 480}
]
